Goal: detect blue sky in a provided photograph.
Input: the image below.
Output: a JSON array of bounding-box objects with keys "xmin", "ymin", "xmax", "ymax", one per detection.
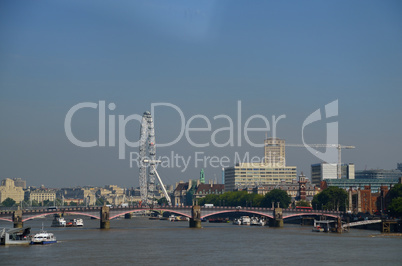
[{"xmin": 0, "ymin": 0, "xmax": 401, "ymax": 188}]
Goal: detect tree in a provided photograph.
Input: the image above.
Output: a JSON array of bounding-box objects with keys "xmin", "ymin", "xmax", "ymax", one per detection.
[
  {"xmin": 387, "ymin": 184, "xmax": 402, "ymax": 218},
  {"xmin": 296, "ymin": 200, "xmax": 311, "ymax": 207},
  {"xmin": 388, "ymin": 184, "xmax": 402, "ymax": 201},
  {"xmin": 55, "ymin": 198, "xmax": 63, "ymax": 206},
  {"xmin": 158, "ymin": 197, "xmax": 168, "ymax": 206},
  {"xmin": 388, "ymin": 197, "xmax": 402, "ymax": 218},
  {"xmin": 261, "ymin": 189, "xmax": 291, "ymax": 208},
  {"xmin": 312, "ymin": 186, "xmax": 347, "ymax": 211},
  {"xmin": 245, "ymin": 193, "xmax": 264, "ymax": 207},
  {"xmin": 198, "ymin": 194, "xmax": 220, "ymax": 206},
  {"xmin": 31, "ymin": 200, "xmax": 40, "ymax": 207},
  {"xmin": 43, "ymin": 200, "xmax": 54, "ymax": 206},
  {"xmin": 1, "ymin": 197, "xmax": 16, "ymax": 207}
]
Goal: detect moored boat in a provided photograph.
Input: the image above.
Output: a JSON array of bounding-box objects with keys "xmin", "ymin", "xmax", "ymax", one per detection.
[
  {"xmin": 250, "ymin": 217, "xmax": 259, "ymax": 226},
  {"xmin": 175, "ymin": 216, "xmax": 189, "ymax": 221},
  {"xmin": 233, "ymin": 218, "xmax": 241, "ymax": 225},
  {"xmin": 240, "ymin": 216, "xmax": 251, "ymax": 225},
  {"xmin": 51, "ymin": 215, "xmax": 66, "ymax": 227},
  {"xmin": 149, "ymin": 214, "xmax": 161, "ymax": 220},
  {"xmin": 312, "ymin": 225, "xmax": 324, "ymax": 232},
  {"xmin": 73, "ymin": 218, "xmax": 84, "ymax": 227},
  {"xmin": 66, "ymin": 218, "xmax": 84, "ymax": 227},
  {"xmin": 258, "ymin": 219, "xmax": 266, "ymax": 226}
]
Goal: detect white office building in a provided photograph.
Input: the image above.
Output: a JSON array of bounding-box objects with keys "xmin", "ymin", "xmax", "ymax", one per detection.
[
  {"xmin": 311, "ymin": 163, "xmax": 355, "ymax": 186},
  {"xmin": 224, "ymin": 163, "xmax": 297, "ymax": 192}
]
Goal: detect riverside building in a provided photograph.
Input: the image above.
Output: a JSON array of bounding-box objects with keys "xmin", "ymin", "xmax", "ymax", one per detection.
[
  {"xmin": 224, "ymin": 163, "xmax": 297, "ymax": 192},
  {"xmin": 225, "ymin": 138, "xmax": 297, "ymax": 192},
  {"xmin": 0, "ymin": 178, "xmax": 24, "ymax": 203},
  {"xmin": 311, "ymin": 163, "xmax": 355, "ymax": 186},
  {"xmin": 264, "ymin": 138, "xmax": 285, "ymax": 166}
]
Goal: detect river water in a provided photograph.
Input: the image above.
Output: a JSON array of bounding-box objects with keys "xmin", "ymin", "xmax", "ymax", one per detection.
[{"xmin": 1, "ymin": 216, "xmax": 401, "ymax": 265}]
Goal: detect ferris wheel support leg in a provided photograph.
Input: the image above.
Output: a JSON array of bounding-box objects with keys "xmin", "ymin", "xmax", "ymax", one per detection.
[{"xmin": 153, "ymin": 167, "xmax": 172, "ymax": 206}]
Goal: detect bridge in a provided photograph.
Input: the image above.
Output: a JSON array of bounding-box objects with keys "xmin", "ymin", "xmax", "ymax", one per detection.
[
  {"xmin": 0, "ymin": 205, "xmax": 342, "ymax": 229},
  {"xmin": 342, "ymin": 219, "xmax": 382, "ymax": 229}
]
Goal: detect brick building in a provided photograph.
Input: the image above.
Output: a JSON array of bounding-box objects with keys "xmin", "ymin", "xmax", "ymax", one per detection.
[{"xmin": 347, "ymin": 185, "xmax": 390, "ymax": 214}]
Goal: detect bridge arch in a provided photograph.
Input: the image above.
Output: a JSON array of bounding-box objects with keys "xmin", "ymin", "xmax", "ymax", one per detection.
[
  {"xmin": 200, "ymin": 210, "xmax": 274, "ymax": 219},
  {"xmin": 22, "ymin": 211, "xmax": 99, "ymax": 222},
  {"xmin": 283, "ymin": 213, "xmax": 340, "ymax": 220},
  {"xmin": 144, "ymin": 208, "xmax": 191, "ymax": 218},
  {"xmin": 108, "ymin": 209, "xmax": 192, "ymax": 219}
]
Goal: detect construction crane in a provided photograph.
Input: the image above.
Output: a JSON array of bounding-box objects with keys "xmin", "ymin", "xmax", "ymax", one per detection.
[{"xmin": 285, "ymin": 144, "xmax": 355, "ymax": 179}]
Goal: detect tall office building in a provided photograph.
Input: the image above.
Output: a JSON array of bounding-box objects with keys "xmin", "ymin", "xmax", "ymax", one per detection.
[
  {"xmin": 311, "ymin": 163, "xmax": 355, "ymax": 186},
  {"xmin": 397, "ymin": 163, "xmax": 402, "ymax": 172},
  {"xmin": 264, "ymin": 138, "xmax": 285, "ymax": 167},
  {"xmin": 225, "ymin": 138, "xmax": 297, "ymax": 191}
]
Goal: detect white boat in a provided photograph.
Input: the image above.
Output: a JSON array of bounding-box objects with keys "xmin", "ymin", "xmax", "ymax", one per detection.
[
  {"xmin": 233, "ymin": 218, "xmax": 241, "ymax": 225},
  {"xmin": 0, "ymin": 227, "xmax": 31, "ymax": 245},
  {"xmin": 258, "ymin": 219, "xmax": 266, "ymax": 226},
  {"xmin": 168, "ymin": 215, "xmax": 176, "ymax": 221},
  {"xmin": 30, "ymin": 227, "xmax": 57, "ymax": 245},
  {"xmin": 51, "ymin": 216, "xmax": 66, "ymax": 227},
  {"xmin": 240, "ymin": 216, "xmax": 251, "ymax": 225},
  {"xmin": 250, "ymin": 217, "xmax": 259, "ymax": 226},
  {"xmin": 66, "ymin": 218, "xmax": 84, "ymax": 227},
  {"xmin": 73, "ymin": 218, "xmax": 84, "ymax": 227}
]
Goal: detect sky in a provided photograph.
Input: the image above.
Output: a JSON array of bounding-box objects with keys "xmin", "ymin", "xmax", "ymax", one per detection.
[{"xmin": 0, "ymin": 0, "xmax": 401, "ymax": 188}]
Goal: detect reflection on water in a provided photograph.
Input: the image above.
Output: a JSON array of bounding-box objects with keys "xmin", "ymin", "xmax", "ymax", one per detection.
[{"xmin": 1, "ymin": 216, "xmax": 401, "ymax": 265}]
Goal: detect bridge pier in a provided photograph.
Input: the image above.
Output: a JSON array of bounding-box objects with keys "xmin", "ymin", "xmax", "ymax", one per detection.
[
  {"xmin": 100, "ymin": 205, "xmax": 110, "ymax": 229},
  {"xmin": 270, "ymin": 207, "xmax": 283, "ymax": 227},
  {"xmin": 13, "ymin": 208, "xmax": 23, "ymax": 228},
  {"xmin": 189, "ymin": 205, "xmax": 201, "ymax": 228},
  {"xmin": 381, "ymin": 220, "xmax": 397, "ymax": 233},
  {"xmin": 336, "ymin": 217, "xmax": 342, "ymax": 233}
]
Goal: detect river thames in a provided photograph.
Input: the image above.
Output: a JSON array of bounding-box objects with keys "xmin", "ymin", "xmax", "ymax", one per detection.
[{"xmin": 1, "ymin": 216, "xmax": 401, "ymax": 265}]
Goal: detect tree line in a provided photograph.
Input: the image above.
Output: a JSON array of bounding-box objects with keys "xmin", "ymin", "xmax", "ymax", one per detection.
[
  {"xmin": 387, "ymin": 184, "xmax": 402, "ymax": 218},
  {"xmin": 198, "ymin": 189, "xmax": 292, "ymax": 208}
]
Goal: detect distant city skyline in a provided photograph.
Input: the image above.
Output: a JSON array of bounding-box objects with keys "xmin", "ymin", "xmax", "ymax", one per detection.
[{"xmin": 0, "ymin": 1, "xmax": 401, "ymax": 188}]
